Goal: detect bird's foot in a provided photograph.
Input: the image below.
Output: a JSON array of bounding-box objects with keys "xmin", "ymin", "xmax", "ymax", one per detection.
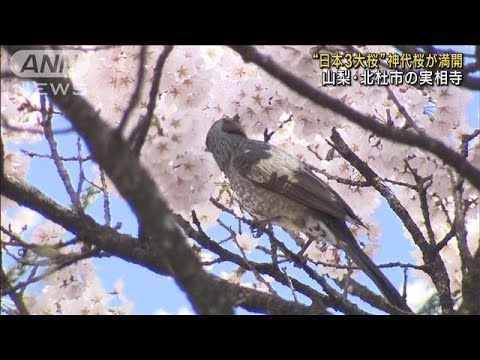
[{"xmin": 250, "ymin": 220, "xmax": 271, "ymax": 238}]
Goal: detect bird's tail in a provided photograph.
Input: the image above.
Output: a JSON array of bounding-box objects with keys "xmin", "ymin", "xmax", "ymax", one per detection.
[{"xmin": 331, "ymin": 222, "xmax": 412, "ymax": 313}]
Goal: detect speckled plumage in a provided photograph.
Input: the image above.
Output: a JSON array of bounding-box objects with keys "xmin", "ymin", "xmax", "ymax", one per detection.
[{"xmin": 206, "ymin": 116, "xmax": 411, "ymax": 312}]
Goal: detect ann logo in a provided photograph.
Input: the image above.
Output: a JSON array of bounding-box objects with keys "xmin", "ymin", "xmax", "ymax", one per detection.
[
  {"xmin": 10, "ymin": 49, "xmax": 87, "ymax": 96},
  {"xmin": 20, "ymin": 53, "xmax": 72, "ymax": 77},
  {"xmin": 11, "ymin": 49, "xmax": 85, "ymax": 78}
]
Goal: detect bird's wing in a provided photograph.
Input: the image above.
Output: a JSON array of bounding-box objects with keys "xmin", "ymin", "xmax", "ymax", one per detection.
[{"xmin": 232, "ymin": 143, "xmax": 364, "ymax": 226}]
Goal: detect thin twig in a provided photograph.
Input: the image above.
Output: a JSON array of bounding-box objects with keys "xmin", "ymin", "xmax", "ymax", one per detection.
[
  {"xmin": 382, "ymin": 177, "xmax": 417, "ymax": 190},
  {"xmin": 433, "ymin": 193, "xmax": 454, "ymax": 226},
  {"xmin": 210, "ymin": 197, "xmax": 373, "ymax": 313},
  {"xmin": 270, "ymin": 237, "xmax": 279, "ymax": 268},
  {"xmin": 2, "ymin": 114, "xmax": 72, "ymax": 135},
  {"xmin": 305, "ymin": 162, "xmax": 370, "ymax": 187},
  {"xmin": 449, "ymin": 169, "xmax": 472, "ymax": 274},
  {"xmin": 217, "ymin": 218, "xmax": 278, "ymax": 295},
  {"xmin": 76, "ymin": 137, "xmax": 85, "ymax": 200},
  {"xmin": 404, "ymin": 159, "xmax": 436, "ymax": 244},
  {"xmin": 176, "ymin": 213, "xmax": 335, "ymax": 314},
  {"xmin": 99, "ymin": 169, "xmax": 112, "ymax": 226},
  {"xmin": 1, "ymin": 225, "xmax": 78, "ymax": 251},
  {"xmin": 306, "ymin": 145, "xmax": 371, "ymax": 187},
  {"xmin": 2, "ymin": 250, "xmax": 108, "ymax": 297},
  {"xmin": 230, "ymin": 45, "xmax": 480, "ymax": 191},
  {"xmin": 281, "ymin": 266, "xmax": 299, "ymax": 303},
  {"xmin": 201, "ymin": 258, "xmax": 226, "ymax": 266},
  {"xmin": 435, "ymin": 224, "xmax": 458, "ymax": 252},
  {"xmin": 19, "ymin": 266, "xmax": 39, "ymax": 296},
  {"xmin": 2, "ymin": 172, "xmax": 314, "ymax": 315},
  {"xmin": 333, "ymin": 276, "xmax": 408, "ymax": 315},
  {"xmin": 41, "ymin": 96, "xmax": 82, "ymax": 211},
  {"xmin": 130, "ymin": 46, "xmax": 173, "ymax": 156},
  {"xmin": 21, "ymin": 149, "xmax": 92, "ymax": 162},
  {"xmin": 461, "ymin": 129, "xmax": 480, "ymax": 153},
  {"xmin": 117, "ymin": 46, "xmax": 148, "ymax": 134},
  {"xmin": 385, "ymin": 86, "xmax": 424, "ymax": 134},
  {"xmin": 313, "ymin": 258, "xmax": 426, "ymax": 271},
  {"xmin": 329, "ymin": 128, "xmax": 454, "ymax": 313},
  {"xmin": 262, "ymin": 228, "xmax": 368, "ymax": 314}
]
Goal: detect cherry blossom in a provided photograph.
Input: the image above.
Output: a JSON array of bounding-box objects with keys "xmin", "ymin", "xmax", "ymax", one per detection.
[
  {"xmin": 2, "ymin": 45, "xmax": 477, "ymax": 314},
  {"xmin": 236, "ymin": 233, "xmax": 259, "ymax": 253}
]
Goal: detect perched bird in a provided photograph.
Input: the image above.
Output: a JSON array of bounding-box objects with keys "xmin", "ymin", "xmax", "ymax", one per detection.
[{"xmin": 206, "ymin": 115, "xmax": 412, "ymax": 313}]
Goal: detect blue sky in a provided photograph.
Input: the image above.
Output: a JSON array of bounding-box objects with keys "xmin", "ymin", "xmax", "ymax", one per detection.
[{"xmin": 3, "ymin": 46, "xmax": 479, "ymax": 314}]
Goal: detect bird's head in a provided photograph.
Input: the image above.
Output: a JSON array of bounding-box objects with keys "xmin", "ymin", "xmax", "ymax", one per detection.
[
  {"xmin": 206, "ymin": 115, "xmax": 247, "ymax": 151},
  {"xmin": 205, "ymin": 115, "xmax": 247, "ymax": 170}
]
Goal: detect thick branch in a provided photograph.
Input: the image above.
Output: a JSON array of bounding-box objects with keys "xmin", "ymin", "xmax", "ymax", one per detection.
[
  {"xmin": 333, "ymin": 277, "xmax": 406, "ymax": 315},
  {"xmin": 208, "ymin": 198, "xmax": 371, "ymax": 315},
  {"xmin": 459, "ymin": 247, "xmax": 480, "ymax": 314},
  {"xmin": 4, "ymin": 45, "xmax": 235, "ymax": 315},
  {"xmin": 329, "ymin": 128, "xmax": 454, "ymax": 313},
  {"xmin": 1, "ymin": 174, "xmax": 317, "ymax": 315},
  {"xmin": 1, "ymin": 267, "xmax": 30, "ymax": 315},
  {"xmin": 231, "ymin": 46, "xmax": 480, "ymax": 191},
  {"xmin": 176, "ymin": 214, "xmax": 335, "ymax": 314}
]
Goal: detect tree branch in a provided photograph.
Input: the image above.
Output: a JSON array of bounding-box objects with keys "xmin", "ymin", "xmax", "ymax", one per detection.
[
  {"xmin": 385, "ymin": 86, "xmax": 424, "ymax": 134},
  {"xmin": 1, "ymin": 174, "xmax": 319, "ymax": 315},
  {"xmin": 130, "ymin": 45, "xmax": 173, "ymax": 156},
  {"xmin": 1, "ymin": 267, "xmax": 30, "ymax": 315},
  {"xmin": 403, "ymin": 160, "xmax": 436, "ymax": 244},
  {"xmin": 4, "ymin": 45, "xmax": 236, "ymax": 314},
  {"xmin": 329, "ymin": 128, "xmax": 454, "ymax": 313},
  {"xmin": 117, "ymin": 45, "xmax": 148, "ymax": 134},
  {"xmin": 230, "ymin": 46, "xmax": 480, "ymax": 191},
  {"xmin": 41, "ymin": 96, "xmax": 82, "ymax": 211},
  {"xmin": 459, "ymin": 246, "xmax": 480, "ymax": 314},
  {"xmin": 333, "ymin": 277, "xmax": 408, "ymax": 315},
  {"xmin": 175, "ymin": 213, "xmax": 336, "ymax": 314},
  {"xmin": 208, "ymin": 198, "xmax": 371, "ymax": 315}
]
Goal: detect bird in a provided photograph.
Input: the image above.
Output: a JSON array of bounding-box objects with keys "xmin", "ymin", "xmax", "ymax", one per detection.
[{"xmin": 206, "ymin": 115, "xmax": 412, "ymax": 313}]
